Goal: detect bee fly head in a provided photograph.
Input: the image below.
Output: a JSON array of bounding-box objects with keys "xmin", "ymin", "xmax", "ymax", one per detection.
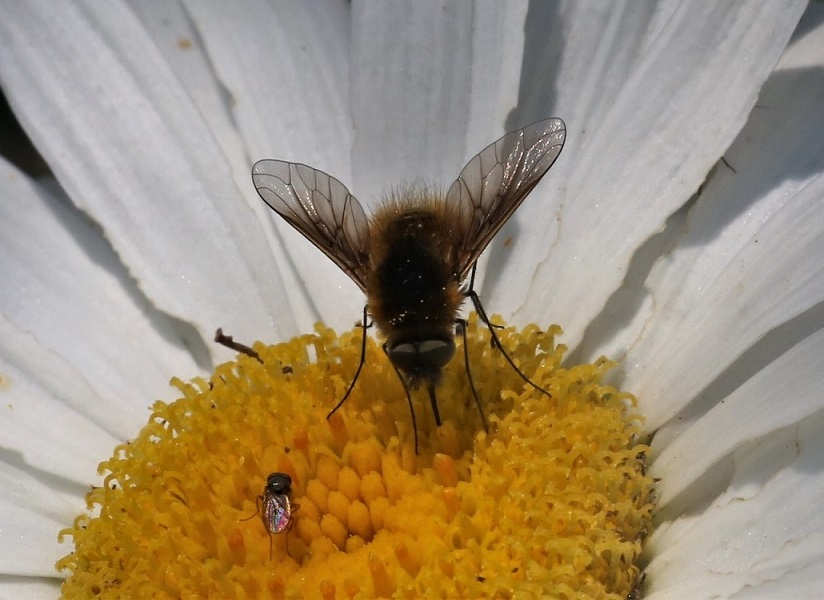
[{"xmin": 386, "ymin": 338, "xmax": 456, "ymax": 380}]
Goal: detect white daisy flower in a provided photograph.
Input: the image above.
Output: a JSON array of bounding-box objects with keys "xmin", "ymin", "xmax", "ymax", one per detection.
[{"xmin": 0, "ymin": 1, "xmax": 821, "ymax": 597}]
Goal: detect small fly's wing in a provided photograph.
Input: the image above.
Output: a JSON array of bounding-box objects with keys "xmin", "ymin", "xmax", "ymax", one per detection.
[
  {"xmin": 252, "ymin": 160, "xmax": 371, "ymax": 292},
  {"xmin": 262, "ymin": 490, "xmax": 292, "ymax": 534},
  {"xmin": 445, "ymin": 118, "xmax": 566, "ymax": 278}
]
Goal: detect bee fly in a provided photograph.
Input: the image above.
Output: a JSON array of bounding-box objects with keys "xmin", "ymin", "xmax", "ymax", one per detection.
[{"xmin": 253, "ymin": 118, "xmax": 566, "ymax": 451}]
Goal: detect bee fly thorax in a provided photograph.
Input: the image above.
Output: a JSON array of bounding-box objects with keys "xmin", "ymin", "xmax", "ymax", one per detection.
[{"xmin": 368, "ymin": 206, "xmax": 463, "ymax": 330}]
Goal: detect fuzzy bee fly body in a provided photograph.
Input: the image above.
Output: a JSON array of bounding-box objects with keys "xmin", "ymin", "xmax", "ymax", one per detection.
[{"xmin": 253, "ymin": 118, "xmax": 566, "ymax": 451}]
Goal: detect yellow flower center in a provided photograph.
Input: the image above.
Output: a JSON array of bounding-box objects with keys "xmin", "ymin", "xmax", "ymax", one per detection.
[{"xmin": 56, "ymin": 316, "xmax": 655, "ymax": 598}]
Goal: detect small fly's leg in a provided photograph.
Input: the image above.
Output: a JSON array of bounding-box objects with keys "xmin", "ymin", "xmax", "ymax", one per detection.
[
  {"xmin": 239, "ymin": 495, "xmax": 274, "ymax": 558},
  {"xmin": 283, "ymin": 501, "xmax": 299, "ymax": 559}
]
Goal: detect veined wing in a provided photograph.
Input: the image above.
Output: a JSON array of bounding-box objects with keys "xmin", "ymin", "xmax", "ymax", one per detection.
[
  {"xmin": 445, "ymin": 118, "xmax": 566, "ymax": 278},
  {"xmin": 252, "ymin": 160, "xmax": 371, "ymax": 291}
]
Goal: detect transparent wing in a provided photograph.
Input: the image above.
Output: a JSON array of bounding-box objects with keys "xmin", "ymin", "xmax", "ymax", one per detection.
[
  {"xmin": 445, "ymin": 118, "xmax": 566, "ymax": 278},
  {"xmin": 252, "ymin": 160, "xmax": 371, "ymax": 291}
]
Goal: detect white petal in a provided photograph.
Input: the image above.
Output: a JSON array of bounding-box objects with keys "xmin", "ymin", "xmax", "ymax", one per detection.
[
  {"xmin": 0, "ymin": 3, "xmax": 294, "ymax": 348},
  {"xmin": 645, "ymin": 404, "xmax": 824, "ymax": 597},
  {"xmin": 134, "ymin": 0, "xmax": 344, "ymax": 332},
  {"xmin": 184, "ymin": 0, "xmax": 352, "ymax": 176},
  {"xmin": 182, "ymin": 0, "xmax": 363, "ymax": 330},
  {"xmin": 0, "ymin": 315, "xmax": 119, "ymax": 482},
  {"xmin": 127, "ymin": 0, "xmax": 251, "ymax": 187},
  {"xmin": 651, "ymin": 327, "xmax": 824, "ymax": 511},
  {"xmin": 0, "ymin": 462, "xmax": 78, "ymax": 578},
  {"xmin": 0, "ymin": 576, "xmax": 60, "ymax": 600},
  {"xmin": 622, "ymin": 13, "xmax": 824, "ymax": 427},
  {"xmin": 0, "ymin": 158, "xmax": 200, "ymax": 410},
  {"xmin": 462, "ymin": 1, "xmax": 532, "ymax": 154},
  {"xmin": 350, "ymin": 0, "xmax": 530, "ymax": 200},
  {"xmin": 503, "ymin": 2, "xmax": 805, "ymax": 346}
]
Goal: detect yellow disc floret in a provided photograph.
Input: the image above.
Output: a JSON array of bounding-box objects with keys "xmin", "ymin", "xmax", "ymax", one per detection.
[{"xmin": 57, "ymin": 315, "xmax": 655, "ymax": 598}]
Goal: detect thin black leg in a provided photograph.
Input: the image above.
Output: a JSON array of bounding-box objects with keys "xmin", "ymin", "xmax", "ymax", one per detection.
[
  {"xmin": 458, "ymin": 317, "xmax": 489, "ymax": 432},
  {"xmin": 426, "ymin": 380, "xmax": 442, "ymax": 427},
  {"xmin": 327, "ymin": 305, "xmax": 370, "ymax": 418},
  {"xmin": 385, "ymin": 351, "xmax": 419, "ymax": 454},
  {"xmin": 467, "ymin": 289, "xmax": 551, "ymax": 397}
]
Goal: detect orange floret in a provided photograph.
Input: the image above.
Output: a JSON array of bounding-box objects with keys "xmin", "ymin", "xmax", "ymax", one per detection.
[{"xmin": 57, "ymin": 315, "xmax": 654, "ymax": 598}]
